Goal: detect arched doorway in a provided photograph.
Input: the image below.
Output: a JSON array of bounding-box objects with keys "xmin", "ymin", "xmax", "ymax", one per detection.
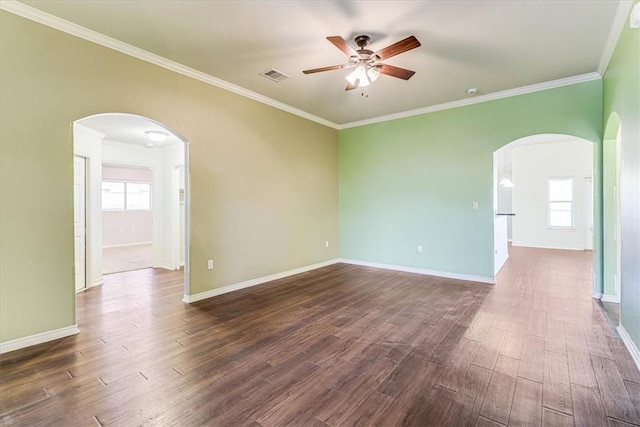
[
  {"xmin": 493, "ymin": 134, "xmax": 596, "ymax": 292},
  {"xmin": 72, "ymin": 113, "xmax": 190, "ymax": 297}
]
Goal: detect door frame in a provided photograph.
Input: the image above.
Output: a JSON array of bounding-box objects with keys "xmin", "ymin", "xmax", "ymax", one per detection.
[
  {"xmin": 492, "ymin": 134, "xmax": 597, "ymax": 294},
  {"xmin": 584, "ymin": 176, "xmax": 594, "ymax": 251},
  {"xmin": 74, "ymin": 155, "xmax": 87, "ymax": 292}
]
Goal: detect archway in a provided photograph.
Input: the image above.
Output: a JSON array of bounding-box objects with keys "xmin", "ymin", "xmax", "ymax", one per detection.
[
  {"xmin": 493, "ymin": 134, "xmax": 596, "ymax": 293},
  {"xmin": 602, "ymin": 113, "xmax": 622, "ymax": 307},
  {"xmin": 72, "ymin": 113, "xmax": 190, "ymax": 298}
]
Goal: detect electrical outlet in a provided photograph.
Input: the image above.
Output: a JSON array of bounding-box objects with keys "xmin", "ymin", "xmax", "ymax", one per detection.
[
  {"xmin": 325, "ymin": 241, "xmax": 329, "ymax": 248},
  {"xmin": 207, "ymin": 260, "xmax": 214, "ymax": 270},
  {"xmin": 417, "ymin": 245, "xmax": 424, "ymax": 253},
  {"xmin": 473, "ymin": 202, "xmax": 479, "ymax": 210}
]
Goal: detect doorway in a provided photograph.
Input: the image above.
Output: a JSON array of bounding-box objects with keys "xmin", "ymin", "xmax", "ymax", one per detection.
[
  {"xmin": 493, "ymin": 134, "xmax": 595, "ymax": 288},
  {"xmin": 72, "ymin": 113, "xmax": 190, "ymax": 297},
  {"xmin": 102, "ymin": 164, "xmax": 154, "ymax": 274}
]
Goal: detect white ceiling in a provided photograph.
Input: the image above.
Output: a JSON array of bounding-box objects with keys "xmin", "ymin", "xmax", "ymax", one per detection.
[
  {"xmin": 14, "ymin": 0, "xmax": 625, "ymax": 126},
  {"xmin": 77, "ymin": 114, "xmax": 183, "ymax": 148}
]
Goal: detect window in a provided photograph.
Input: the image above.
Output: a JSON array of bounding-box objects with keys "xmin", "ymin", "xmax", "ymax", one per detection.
[
  {"xmin": 102, "ymin": 181, "xmax": 151, "ymax": 211},
  {"xmin": 548, "ymin": 178, "xmax": 573, "ymax": 227},
  {"xmin": 102, "ymin": 182, "xmax": 125, "ymax": 211},
  {"xmin": 126, "ymin": 183, "xmax": 151, "ymax": 210}
]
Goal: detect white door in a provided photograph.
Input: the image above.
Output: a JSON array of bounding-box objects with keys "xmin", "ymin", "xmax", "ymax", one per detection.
[
  {"xmin": 584, "ymin": 177, "xmax": 593, "ymax": 250},
  {"xmin": 74, "ymin": 156, "xmax": 86, "ymax": 291}
]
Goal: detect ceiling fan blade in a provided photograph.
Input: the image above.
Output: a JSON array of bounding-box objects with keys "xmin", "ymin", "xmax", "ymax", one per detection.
[
  {"xmin": 327, "ymin": 36, "xmax": 358, "ymax": 57},
  {"xmin": 378, "ymin": 64, "xmax": 416, "ymax": 80},
  {"xmin": 303, "ymin": 64, "xmax": 353, "ymax": 74},
  {"xmin": 373, "ymin": 36, "xmax": 421, "ymax": 60},
  {"xmin": 345, "ymin": 79, "xmax": 359, "ymax": 91}
]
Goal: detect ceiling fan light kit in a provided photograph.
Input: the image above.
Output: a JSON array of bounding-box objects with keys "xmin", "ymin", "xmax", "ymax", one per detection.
[
  {"xmin": 345, "ymin": 65, "xmax": 380, "ymax": 87},
  {"xmin": 303, "ymin": 34, "xmax": 421, "ymax": 91}
]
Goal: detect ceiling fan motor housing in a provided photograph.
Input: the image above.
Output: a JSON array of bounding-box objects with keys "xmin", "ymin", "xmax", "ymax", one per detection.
[{"xmin": 354, "ymin": 35, "xmax": 371, "ymax": 48}]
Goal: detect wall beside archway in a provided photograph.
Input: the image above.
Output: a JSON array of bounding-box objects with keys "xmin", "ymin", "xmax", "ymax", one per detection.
[
  {"xmin": 339, "ymin": 80, "xmax": 602, "ymax": 283},
  {"xmin": 0, "ymin": 12, "xmax": 339, "ymax": 346}
]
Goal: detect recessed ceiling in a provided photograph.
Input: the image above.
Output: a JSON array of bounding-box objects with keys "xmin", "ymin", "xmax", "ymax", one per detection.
[{"xmin": 16, "ymin": 0, "xmax": 624, "ymax": 125}]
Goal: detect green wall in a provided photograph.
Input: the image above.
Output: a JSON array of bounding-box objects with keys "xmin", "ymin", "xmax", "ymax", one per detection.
[
  {"xmin": 0, "ymin": 12, "xmax": 339, "ymax": 344},
  {"xmin": 339, "ymin": 81, "xmax": 602, "ymax": 280},
  {"xmin": 603, "ymin": 1, "xmax": 640, "ymax": 350}
]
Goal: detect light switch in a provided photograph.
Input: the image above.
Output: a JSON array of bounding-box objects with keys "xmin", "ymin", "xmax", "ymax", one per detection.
[{"xmin": 473, "ymin": 202, "xmax": 479, "ymax": 210}]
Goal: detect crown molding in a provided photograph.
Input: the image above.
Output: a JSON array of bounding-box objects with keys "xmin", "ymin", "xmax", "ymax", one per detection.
[
  {"xmin": 0, "ymin": 1, "xmax": 608, "ymax": 132},
  {"xmin": 339, "ymin": 72, "xmax": 602, "ymax": 129},
  {"xmin": 0, "ymin": 1, "xmax": 340, "ymax": 130},
  {"xmin": 598, "ymin": 1, "xmax": 634, "ymax": 76}
]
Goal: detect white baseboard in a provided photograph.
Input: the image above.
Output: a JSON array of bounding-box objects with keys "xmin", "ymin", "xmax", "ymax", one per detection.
[
  {"xmin": 494, "ymin": 254, "xmax": 509, "ymax": 276},
  {"xmin": 159, "ymin": 263, "xmax": 180, "ymax": 271},
  {"xmin": 103, "ymin": 241, "xmax": 152, "ymax": 249},
  {"xmin": 0, "ymin": 325, "xmax": 79, "ymax": 354},
  {"xmin": 617, "ymin": 324, "xmax": 640, "ymax": 373},
  {"xmin": 592, "ymin": 291, "xmax": 604, "ymax": 299},
  {"xmin": 601, "ymin": 294, "xmax": 621, "ymax": 303},
  {"xmin": 184, "ymin": 258, "xmax": 340, "ymax": 303},
  {"xmin": 76, "ymin": 277, "xmax": 104, "ymax": 293},
  {"xmin": 338, "ymin": 258, "xmax": 495, "ymax": 285},
  {"xmin": 511, "ymin": 243, "xmax": 584, "ymax": 251}
]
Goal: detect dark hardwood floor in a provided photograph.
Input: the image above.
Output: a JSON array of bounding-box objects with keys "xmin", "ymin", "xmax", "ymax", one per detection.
[{"xmin": 1, "ymin": 247, "xmax": 639, "ymax": 426}]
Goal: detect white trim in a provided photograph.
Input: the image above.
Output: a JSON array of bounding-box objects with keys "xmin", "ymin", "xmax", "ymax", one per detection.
[
  {"xmin": 184, "ymin": 259, "xmax": 340, "ymax": 303},
  {"xmin": 494, "ymin": 254, "xmax": 509, "ymax": 276},
  {"xmin": 91, "ymin": 278, "xmax": 104, "ymax": 287},
  {"xmin": 0, "ymin": 1, "xmax": 338, "ymax": 130},
  {"xmin": 592, "ymin": 291, "xmax": 603, "ymax": 299},
  {"xmin": 510, "ymin": 243, "xmax": 585, "ymax": 251},
  {"xmin": 632, "ymin": 3, "xmax": 640, "ymax": 28},
  {"xmin": 103, "ymin": 241, "xmax": 152, "ymax": 249},
  {"xmin": 73, "ymin": 123, "xmax": 106, "ymax": 139},
  {"xmin": 0, "ymin": 2, "xmax": 606, "ymax": 132},
  {"xmin": 617, "ymin": 323, "xmax": 640, "ymax": 373},
  {"xmin": 339, "ymin": 73, "xmax": 601, "ymax": 129},
  {"xmin": 598, "ymin": 1, "xmax": 635, "ymax": 75},
  {"xmin": 160, "ymin": 263, "xmax": 180, "ymax": 271},
  {"xmin": 338, "ymin": 258, "xmax": 495, "ymax": 285},
  {"xmin": 0, "ymin": 325, "xmax": 79, "ymax": 354},
  {"xmin": 601, "ymin": 293, "xmax": 621, "ymax": 303}
]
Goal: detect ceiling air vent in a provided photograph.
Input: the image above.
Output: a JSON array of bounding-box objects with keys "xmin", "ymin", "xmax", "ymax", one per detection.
[{"xmin": 260, "ymin": 69, "xmax": 290, "ymax": 82}]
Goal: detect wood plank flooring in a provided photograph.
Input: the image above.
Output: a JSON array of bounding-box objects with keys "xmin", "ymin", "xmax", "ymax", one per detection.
[{"xmin": 1, "ymin": 246, "xmax": 639, "ymax": 426}]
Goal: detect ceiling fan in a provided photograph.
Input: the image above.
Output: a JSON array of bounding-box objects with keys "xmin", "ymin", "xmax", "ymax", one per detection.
[{"xmin": 303, "ymin": 35, "xmax": 421, "ymax": 91}]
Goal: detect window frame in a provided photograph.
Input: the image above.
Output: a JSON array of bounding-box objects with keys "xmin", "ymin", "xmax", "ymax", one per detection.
[
  {"xmin": 101, "ymin": 180, "xmax": 152, "ymax": 212},
  {"xmin": 547, "ymin": 176, "xmax": 574, "ymax": 229}
]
